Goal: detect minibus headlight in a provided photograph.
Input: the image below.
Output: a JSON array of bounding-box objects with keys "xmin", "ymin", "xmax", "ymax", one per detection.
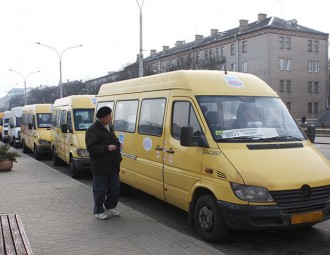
[
  {"xmin": 231, "ymin": 183, "xmax": 274, "ymax": 202},
  {"xmin": 77, "ymin": 149, "xmax": 89, "ymax": 157},
  {"xmin": 38, "ymin": 139, "xmax": 50, "ymax": 145}
]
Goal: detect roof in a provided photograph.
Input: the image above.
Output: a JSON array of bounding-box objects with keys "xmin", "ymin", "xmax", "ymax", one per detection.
[
  {"xmin": 145, "ymin": 16, "xmax": 328, "ymax": 62},
  {"xmin": 97, "ymin": 70, "xmax": 278, "ymax": 97}
]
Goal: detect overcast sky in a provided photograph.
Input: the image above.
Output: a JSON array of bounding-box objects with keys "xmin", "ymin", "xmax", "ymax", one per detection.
[{"xmin": 0, "ymin": 0, "xmax": 329, "ymax": 97}]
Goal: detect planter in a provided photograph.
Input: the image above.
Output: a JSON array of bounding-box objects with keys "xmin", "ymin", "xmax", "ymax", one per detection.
[{"xmin": 0, "ymin": 160, "xmax": 14, "ymax": 171}]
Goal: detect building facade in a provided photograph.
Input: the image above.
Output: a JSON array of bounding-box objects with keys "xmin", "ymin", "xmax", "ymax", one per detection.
[{"xmin": 144, "ymin": 14, "xmax": 329, "ymax": 119}]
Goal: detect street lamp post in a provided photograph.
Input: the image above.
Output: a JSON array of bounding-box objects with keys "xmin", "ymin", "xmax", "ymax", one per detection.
[
  {"xmin": 9, "ymin": 69, "xmax": 40, "ymax": 105},
  {"xmin": 136, "ymin": 0, "xmax": 145, "ymax": 77},
  {"xmin": 36, "ymin": 42, "xmax": 83, "ymax": 98}
]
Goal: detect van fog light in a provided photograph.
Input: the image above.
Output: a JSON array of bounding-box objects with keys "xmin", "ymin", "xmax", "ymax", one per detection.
[
  {"xmin": 77, "ymin": 149, "xmax": 89, "ymax": 157},
  {"xmin": 231, "ymin": 183, "xmax": 274, "ymax": 202}
]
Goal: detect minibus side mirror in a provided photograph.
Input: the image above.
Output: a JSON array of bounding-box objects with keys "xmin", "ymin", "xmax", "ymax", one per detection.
[
  {"xmin": 180, "ymin": 126, "xmax": 193, "ymax": 146},
  {"xmin": 180, "ymin": 126, "xmax": 209, "ymax": 148},
  {"xmin": 28, "ymin": 123, "xmax": 33, "ymax": 130},
  {"xmin": 61, "ymin": 123, "xmax": 68, "ymax": 133},
  {"xmin": 10, "ymin": 123, "xmax": 14, "ymax": 128}
]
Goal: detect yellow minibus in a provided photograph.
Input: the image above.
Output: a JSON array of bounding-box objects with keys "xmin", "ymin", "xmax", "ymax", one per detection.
[
  {"xmin": 51, "ymin": 95, "xmax": 96, "ymax": 178},
  {"xmin": 21, "ymin": 104, "xmax": 52, "ymax": 159},
  {"xmin": 96, "ymin": 70, "xmax": 330, "ymax": 242}
]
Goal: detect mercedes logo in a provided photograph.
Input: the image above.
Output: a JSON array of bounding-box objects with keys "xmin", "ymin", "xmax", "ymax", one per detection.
[{"xmin": 300, "ymin": 184, "xmax": 312, "ymax": 200}]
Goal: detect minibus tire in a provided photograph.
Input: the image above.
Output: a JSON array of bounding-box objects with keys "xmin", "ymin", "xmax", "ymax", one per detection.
[
  {"xmin": 22, "ymin": 140, "xmax": 29, "ymax": 153},
  {"xmin": 33, "ymin": 144, "xmax": 41, "ymax": 160},
  {"xmin": 52, "ymin": 149, "xmax": 62, "ymax": 166},
  {"xmin": 194, "ymin": 194, "xmax": 229, "ymax": 243},
  {"xmin": 69, "ymin": 157, "xmax": 80, "ymax": 179}
]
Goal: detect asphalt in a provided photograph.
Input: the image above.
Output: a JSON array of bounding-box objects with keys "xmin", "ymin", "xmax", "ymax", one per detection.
[{"xmin": 1, "ymin": 136, "xmax": 330, "ymax": 255}]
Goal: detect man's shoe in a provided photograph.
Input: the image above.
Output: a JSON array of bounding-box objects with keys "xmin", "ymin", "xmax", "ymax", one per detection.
[
  {"xmin": 106, "ymin": 208, "xmax": 120, "ymax": 216},
  {"xmin": 95, "ymin": 212, "xmax": 108, "ymax": 220}
]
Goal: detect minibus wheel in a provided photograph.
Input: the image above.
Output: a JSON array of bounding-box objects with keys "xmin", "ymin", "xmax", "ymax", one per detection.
[
  {"xmin": 13, "ymin": 137, "xmax": 18, "ymax": 148},
  {"xmin": 69, "ymin": 157, "xmax": 80, "ymax": 179},
  {"xmin": 22, "ymin": 140, "xmax": 29, "ymax": 153},
  {"xmin": 33, "ymin": 144, "xmax": 41, "ymax": 160},
  {"xmin": 194, "ymin": 194, "xmax": 229, "ymax": 243},
  {"xmin": 52, "ymin": 148, "xmax": 62, "ymax": 166}
]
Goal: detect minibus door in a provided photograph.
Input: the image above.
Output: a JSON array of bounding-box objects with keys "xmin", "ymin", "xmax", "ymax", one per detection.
[
  {"xmin": 163, "ymin": 97, "xmax": 204, "ymax": 210},
  {"xmin": 134, "ymin": 95, "xmax": 168, "ymax": 201}
]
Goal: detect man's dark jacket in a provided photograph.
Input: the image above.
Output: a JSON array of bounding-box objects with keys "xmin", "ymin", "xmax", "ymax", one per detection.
[{"xmin": 85, "ymin": 120, "xmax": 122, "ymax": 176}]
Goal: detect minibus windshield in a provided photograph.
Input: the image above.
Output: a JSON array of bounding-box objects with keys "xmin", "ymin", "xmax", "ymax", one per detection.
[
  {"xmin": 37, "ymin": 113, "xmax": 52, "ymax": 128},
  {"xmin": 197, "ymin": 96, "xmax": 306, "ymax": 142},
  {"xmin": 73, "ymin": 109, "xmax": 95, "ymax": 131}
]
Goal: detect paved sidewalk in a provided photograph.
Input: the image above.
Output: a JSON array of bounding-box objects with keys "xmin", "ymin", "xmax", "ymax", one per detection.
[{"xmin": 0, "ymin": 151, "xmax": 222, "ymax": 255}]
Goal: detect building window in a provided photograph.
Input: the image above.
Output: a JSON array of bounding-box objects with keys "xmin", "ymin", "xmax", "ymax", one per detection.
[
  {"xmin": 308, "ymin": 81, "xmax": 313, "ymax": 93},
  {"xmin": 314, "ymin": 103, "xmax": 319, "ymax": 114},
  {"xmin": 204, "ymin": 50, "xmax": 208, "ymax": 60},
  {"xmin": 308, "ymin": 61, "xmax": 319, "ymax": 72},
  {"xmin": 280, "ymin": 58, "xmax": 292, "ymax": 71},
  {"xmin": 279, "ymin": 37, "xmax": 284, "ymax": 49},
  {"xmin": 242, "ymin": 41, "xmax": 247, "ymax": 53},
  {"xmin": 242, "ymin": 61, "xmax": 247, "ymax": 72},
  {"xmin": 279, "ymin": 80, "xmax": 285, "ymax": 92},
  {"xmin": 195, "ymin": 52, "xmax": 200, "ymax": 62},
  {"xmin": 230, "ymin": 44, "xmax": 236, "ymax": 55},
  {"xmin": 286, "ymin": 102, "xmax": 292, "ymax": 111},
  {"xmin": 220, "ymin": 47, "xmax": 224, "ymax": 56},
  {"xmin": 286, "ymin": 37, "xmax": 291, "ymax": 50},
  {"xmin": 314, "ymin": 82, "xmax": 319, "ymax": 93},
  {"xmin": 308, "ymin": 40, "xmax": 313, "ymax": 52},
  {"xmin": 286, "ymin": 80, "xmax": 292, "ymax": 93},
  {"xmin": 314, "ymin": 41, "xmax": 319, "ymax": 52},
  {"xmin": 231, "ymin": 63, "xmax": 236, "ymax": 71},
  {"xmin": 308, "ymin": 102, "xmax": 312, "ymax": 114}
]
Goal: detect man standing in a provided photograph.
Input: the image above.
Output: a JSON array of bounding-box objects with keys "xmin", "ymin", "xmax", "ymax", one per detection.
[{"xmin": 85, "ymin": 106, "xmax": 122, "ymax": 220}]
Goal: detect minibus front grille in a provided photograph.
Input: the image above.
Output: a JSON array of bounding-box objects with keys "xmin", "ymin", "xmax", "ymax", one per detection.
[{"xmin": 270, "ymin": 185, "xmax": 330, "ymax": 214}]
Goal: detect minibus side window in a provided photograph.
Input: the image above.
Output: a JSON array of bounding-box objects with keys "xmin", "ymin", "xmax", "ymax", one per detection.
[
  {"xmin": 67, "ymin": 112, "xmax": 73, "ymax": 133},
  {"xmin": 60, "ymin": 110, "xmax": 67, "ymax": 126},
  {"xmin": 172, "ymin": 101, "xmax": 202, "ymax": 140},
  {"xmin": 32, "ymin": 115, "xmax": 36, "ymax": 129},
  {"xmin": 56, "ymin": 110, "xmax": 62, "ymax": 128},
  {"xmin": 114, "ymin": 100, "xmax": 138, "ymax": 133},
  {"xmin": 51, "ymin": 110, "xmax": 57, "ymax": 127},
  {"xmin": 97, "ymin": 101, "xmax": 114, "ymax": 114},
  {"xmin": 138, "ymin": 98, "xmax": 166, "ymax": 136}
]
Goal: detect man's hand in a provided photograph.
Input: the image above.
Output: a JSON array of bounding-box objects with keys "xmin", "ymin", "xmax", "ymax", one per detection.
[{"xmin": 108, "ymin": 145, "xmax": 117, "ymax": 151}]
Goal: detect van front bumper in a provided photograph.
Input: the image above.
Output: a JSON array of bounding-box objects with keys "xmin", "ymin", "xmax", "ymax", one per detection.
[
  {"xmin": 73, "ymin": 158, "xmax": 91, "ymax": 171},
  {"xmin": 218, "ymin": 201, "xmax": 330, "ymax": 230},
  {"xmin": 37, "ymin": 144, "xmax": 51, "ymax": 155}
]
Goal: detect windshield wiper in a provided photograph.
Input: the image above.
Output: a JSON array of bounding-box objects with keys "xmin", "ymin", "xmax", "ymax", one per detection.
[
  {"xmin": 266, "ymin": 136, "xmax": 302, "ymax": 141},
  {"xmin": 217, "ymin": 136, "xmax": 273, "ymax": 142}
]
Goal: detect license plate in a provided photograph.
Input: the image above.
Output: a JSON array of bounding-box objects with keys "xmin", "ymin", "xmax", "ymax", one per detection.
[{"xmin": 291, "ymin": 211, "xmax": 324, "ymax": 224}]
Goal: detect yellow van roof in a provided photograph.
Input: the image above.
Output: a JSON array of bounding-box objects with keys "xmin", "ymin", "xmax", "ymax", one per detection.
[
  {"xmin": 97, "ymin": 70, "xmax": 278, "ymax": 97},
  {"xmin": 22, "ymin": 104, "xmax": 52, "ymax": 113},
  {"xmin": 53, "ymin": 95, "xmax": 96, "ymax": 108}
]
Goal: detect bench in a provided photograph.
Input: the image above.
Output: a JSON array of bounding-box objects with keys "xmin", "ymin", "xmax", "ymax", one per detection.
[{"xmin": 0, "ymin": 213, "xmax": 33, "ymax": 255}]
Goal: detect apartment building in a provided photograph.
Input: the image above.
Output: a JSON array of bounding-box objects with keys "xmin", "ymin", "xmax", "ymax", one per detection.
[{"xmin": 144, "ymin": 13, "xmax": 329, "ymax": 119}]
